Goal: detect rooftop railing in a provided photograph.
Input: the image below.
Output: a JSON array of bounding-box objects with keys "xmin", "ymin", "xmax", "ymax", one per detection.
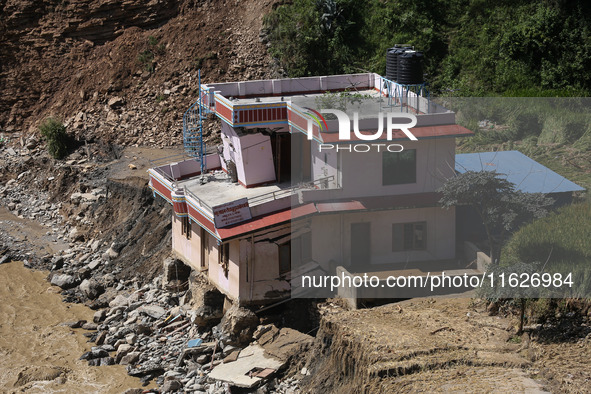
[{"xmin": 248, "ymin": 176, "xmax": 335, "ymax": 206}]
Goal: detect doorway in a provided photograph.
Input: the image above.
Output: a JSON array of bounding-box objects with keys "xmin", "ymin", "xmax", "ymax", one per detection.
[
  {"xmin": 271, "ymin": 132, "xmax": 292, "ymax": 183},
  {"xmin": 351, "ymin": 222, "xmax": 371, "ymax": 271},
  {"xmin": 200, "ymin": 227, "xmax": 209, "ymax": 269}
]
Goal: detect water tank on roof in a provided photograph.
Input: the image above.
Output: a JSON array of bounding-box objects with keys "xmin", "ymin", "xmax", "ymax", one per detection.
[
  {"xmin": 386, "ymin": 45, "xmax": 411, "ymax": 81},
  {"xmin": 397, "ymin": 50, "xmax": 424, "ymax": 85}
]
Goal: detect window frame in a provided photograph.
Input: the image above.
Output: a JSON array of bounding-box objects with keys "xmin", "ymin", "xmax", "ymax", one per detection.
[
  {"xmin": 392, "ymin": 221, "xmax": 427, "ymax": 252},
  {"xmin": 181, "ymin": 216, "xmax": 192, "ymax": 240},
  {"xmin": 219, "ymin": 242, "xmax": 230, "ymax": 278},
  {"xmin": 382, "ymin": 149, "xmax": 417, "ymax": 186}
]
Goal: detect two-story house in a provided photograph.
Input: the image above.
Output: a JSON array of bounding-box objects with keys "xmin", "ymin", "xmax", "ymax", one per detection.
[{"xmin": 148, "ymin": 72, "xmax": 473, "ymax": 306}]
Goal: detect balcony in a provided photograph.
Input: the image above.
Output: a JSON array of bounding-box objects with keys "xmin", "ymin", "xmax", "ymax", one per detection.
[{"xmin": 148, "ymin": 156, "xmax": 335, "ymax": 232}]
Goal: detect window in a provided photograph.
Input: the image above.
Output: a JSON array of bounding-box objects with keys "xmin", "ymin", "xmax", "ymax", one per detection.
[
  {"xmin": 181, "ymin": 216, "xmax": 192, "ymax": 240},
  {"xmin": 278, "ymin": 232, "xmax": 311, "ymax": 277},
  {"xmin": 279, "ymin": 243, "xmax": 291, "ymax": 276},
  {"xmin": 392, "ymin": 222, "xmax": 426, "ymax": 251},
  {"xmin": 382, "ymin": 149, "xmax": 416, "ymax": 185},
  {"xmin": 220, "ymin": 242, "xmax": 229, "ymax": 277}
]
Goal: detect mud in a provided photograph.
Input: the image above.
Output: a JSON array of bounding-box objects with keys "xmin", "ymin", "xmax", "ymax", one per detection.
[{"xmin": 0, "ymin": 261, "xmax": 147, "ymax": 393}]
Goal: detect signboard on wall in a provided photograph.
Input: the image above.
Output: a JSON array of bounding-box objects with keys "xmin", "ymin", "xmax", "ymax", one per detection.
[{"xmin": 212, "ymin": 198, "xmax": 252, "ymax": 228}]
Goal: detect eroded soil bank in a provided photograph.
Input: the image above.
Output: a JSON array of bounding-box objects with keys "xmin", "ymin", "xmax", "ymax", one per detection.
[
  {"xmin": 301, "ymin": 298, "xmax": 591, "ymax": 393},
  {"xmin": 0, "ymin": 261, "xmax": 143, "ymax": 393}
]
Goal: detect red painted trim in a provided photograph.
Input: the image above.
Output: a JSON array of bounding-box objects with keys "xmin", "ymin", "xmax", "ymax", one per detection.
[
  {"xmin": 151, "ymin": 176, "xmax": 172, "ymax": 201},
  {"xmin": 187, "ymin": 204, "xmax": 217, "ymax": 235},
  {"xmin": 216, "ymin": 100, "xmax": 233, "ymax": 122}
]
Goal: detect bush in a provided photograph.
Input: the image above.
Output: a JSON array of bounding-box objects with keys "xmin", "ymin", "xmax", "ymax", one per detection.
[{"xmin": 39, "ymin": 117, "xmax": 68, "ymax": 159}]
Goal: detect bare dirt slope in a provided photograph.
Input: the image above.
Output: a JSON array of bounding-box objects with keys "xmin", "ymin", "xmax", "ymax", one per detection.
[
  {"xmin": 303, "ymin": 298, "xmax": 591, "ymax": 393},
  {"xmin": 1, "ymin": 0, "xmax": 277, "ymax": 146}
]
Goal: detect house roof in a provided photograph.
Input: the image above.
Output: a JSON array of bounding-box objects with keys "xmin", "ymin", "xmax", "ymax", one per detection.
[{"xmin": 455, "ymin": 151, "xmax": 585, "ymax": 194}]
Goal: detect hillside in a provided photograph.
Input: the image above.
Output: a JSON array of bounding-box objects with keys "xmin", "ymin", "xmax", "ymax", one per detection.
[
  {"xmin": 0, "ymin": 0, "xmax": 277, "ymax": 146},
  {"xmin": 264, "ymin": 0, "xmax": 591, "ymax": 95}
]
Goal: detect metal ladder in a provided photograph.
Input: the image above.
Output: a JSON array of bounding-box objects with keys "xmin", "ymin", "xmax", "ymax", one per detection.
[{"xmin": 182, "ymin": 69, "xmax": 208, "ymax": 174}]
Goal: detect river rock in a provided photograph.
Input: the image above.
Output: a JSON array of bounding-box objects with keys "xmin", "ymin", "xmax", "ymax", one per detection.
[
  {"xmin": 138, "ymin": 304, "xmax": 166, "ymax": 319},
  {"xmin": 80, "ymin": 278, "xmax": 104, "ymax": 299},
  {"xmin": 50, "ymin": 273, "xmax": 79, "ymax": 289},
  {"xmin": 120, "ymin": 351, "xmax": 141, "ymax": 365}
]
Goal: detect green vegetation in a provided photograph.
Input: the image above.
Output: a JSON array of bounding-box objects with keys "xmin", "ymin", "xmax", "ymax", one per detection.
[
  {"xmin": 39, "ymin": 117, "xmax": 69, "ymax": 159},
  {"xmin": 313, "ymin": 89, "xmax": 374, "ymax": 118},
  {"xmin": 446, "ymin": 98, "xmax": 591, "ymax": 190},
  {"xmin": 138, "ymin": 50, "xmax": 155, "ymax": 73},
  {"xmin": 439, "ymin": 170, "xmax": 554, "ymax": 264},
  {"xmin": 502, "ymin": 199, "xmax": 591, "ymax": 268},
  {"xmin": 137, "ymin": 36, "xmax": 165, "ymax": 73},
  {"xmin": 265, "ymin": 0, "xmax": 591, "ymax": 95}
]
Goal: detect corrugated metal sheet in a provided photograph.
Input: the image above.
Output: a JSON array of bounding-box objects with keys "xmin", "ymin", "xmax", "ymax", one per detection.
[{"xmin": 455, "ymin": 151, "xmax": 585, "ymax": 193}]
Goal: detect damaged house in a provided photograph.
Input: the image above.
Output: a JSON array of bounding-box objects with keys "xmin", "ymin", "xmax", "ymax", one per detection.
[{"xmin": 148, "ymin": 69, "xmax": 476, "ymax": 306}]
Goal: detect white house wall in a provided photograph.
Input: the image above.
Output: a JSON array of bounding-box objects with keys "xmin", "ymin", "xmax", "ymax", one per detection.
[
  {"xmin": 310, "ymin": 206, "xmax": 456, "ymax": 269},
  {"xmin": 308, "ymin": 138, "xmax": 456, "ymax": 200}
]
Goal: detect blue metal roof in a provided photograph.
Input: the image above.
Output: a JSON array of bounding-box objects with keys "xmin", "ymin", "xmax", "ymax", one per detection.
[{"xmin": 455, "ymin": 151, "xmax": 585, "ymax": 194}]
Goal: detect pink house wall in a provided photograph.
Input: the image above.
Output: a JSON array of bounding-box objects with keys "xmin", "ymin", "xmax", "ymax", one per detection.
[
  {"xmin": 207, "ymin": 239, "xmax": 240, "ymax": 301},
  {"xmin": 237, "ymin": 228, "xmax": 291, "ymax": 303},
  {"xmin": 171, "ymin": 214, "xmax": 202, "ymax": 268}
]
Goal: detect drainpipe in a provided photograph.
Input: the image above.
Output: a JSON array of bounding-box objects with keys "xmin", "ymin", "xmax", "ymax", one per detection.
[{"xmin": 249, "ymin": 235, "xmax": 255, "ymax": 302}]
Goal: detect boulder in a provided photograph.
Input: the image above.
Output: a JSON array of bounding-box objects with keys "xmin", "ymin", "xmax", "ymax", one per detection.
[
  {"xmin": 108, "ymin": 96, "xmax": 125, "ymax": 109},
  {"xmin": 87, "ymin": 259, "xmax": 101, "ymax": 270},
  {"xmin": 50, "ymin": 274, "xmax": 79, "ymax": 289},
  {"xmin": 109, "ymin": 294, "xmax": 129, "ymax": 308},
  {"xmin": 138, "ymin": 304, "xmax": 166, "ymax": 319},
  {"xmin": 116, "ymin": 344, "xmax": 133, "ymax": 363},
  {"xmin": 93, "ymin": 309, "xmax": 107, "ymax": 323},
  {"xmin": 79, "ymin": 279, "xmax": 104, "ymax": 300},
  {"xmin": 217, "ymin": 304, "xmax": 259, "ymax": 346},
  {"xmin": 160, "ymin": 379, "xmax": 182, "ymax": 393},
  {"xmin": 119, "ymin": 351, "xmax": 140, "ymax": 365}
]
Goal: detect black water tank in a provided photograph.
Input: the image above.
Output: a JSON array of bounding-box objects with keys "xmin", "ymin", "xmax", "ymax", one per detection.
[
  {"xmin": 397, "ymin": 51, "xmax": 424, "ymax": 84},
  {"xmin": 386, "ymin": 46, "xmax": 411, "ymax": 81}
]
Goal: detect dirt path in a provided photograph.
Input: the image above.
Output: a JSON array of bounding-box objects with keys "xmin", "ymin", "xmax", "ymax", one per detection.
[{"xmin": 0, "ymin": 261, "xmax": 143, "ymax": 393}]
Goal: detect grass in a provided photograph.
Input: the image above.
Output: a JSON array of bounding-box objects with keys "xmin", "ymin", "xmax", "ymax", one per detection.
[{"xmin": 501, "ymin": 199, "xmax": 591, "ymax": 297}]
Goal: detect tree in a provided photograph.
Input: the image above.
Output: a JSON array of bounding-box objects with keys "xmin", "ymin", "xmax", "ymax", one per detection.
[
  {"xmin": 438, "ymin": 170, "xmax": 554, "ymax": 264},
  {"xmin": 479, "ymin": 261, "xmax": 541, "ymax": 334}
]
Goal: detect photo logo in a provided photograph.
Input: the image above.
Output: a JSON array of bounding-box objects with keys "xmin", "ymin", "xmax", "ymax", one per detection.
[{"xmin": 305, "ymin": 109, "xmax": 418, "ymax": 141}]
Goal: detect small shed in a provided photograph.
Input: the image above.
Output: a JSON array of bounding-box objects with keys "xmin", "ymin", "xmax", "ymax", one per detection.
[{"xmin": 454, "ymin": 150, "xmax": 585, "ymax": 242}]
